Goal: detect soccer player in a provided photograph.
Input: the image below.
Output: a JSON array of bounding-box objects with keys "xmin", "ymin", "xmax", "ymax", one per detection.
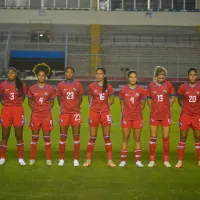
[
  {"xmin": 118, "ymin": 71, "xmax": 146, "ymax": 167},
  {"xmin": 57, "ymin": 66, "xmax": 83, "ymax": 167},
  {"xmin": 83, "ymin": 68, "xmax": 116, "ymax": 167},
  {"xmin": 28, "ymin": 63, "xmax": 56, "ymax": 166},
  {"xmin": 147, "ymin": 66, "xmax": 176, "ymax": 168},
  {"xmin": 176, "ymin": 68, "xmax": 200, "ymax": 168},
  {"xmin": 0, "ymin": 67, "xmax": 26, "ymax": 165}
]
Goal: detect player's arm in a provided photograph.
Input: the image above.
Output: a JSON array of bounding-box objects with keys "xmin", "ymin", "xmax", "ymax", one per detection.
[
  {"xmin": 178, "ymin": 95, "xmax": 183, "ymax": 107},
  {"xmin": 146, "ymin": 85, "xmax": 151, "ymax": 107},
  {"xmin": 108, "ymin": 95, "xmax": 114, "ymax": 106},
  {"xmin": 88, "ymin": 95, "xmax": 92, "ymax": 104},
  {"xmin": 170, "ymin": 96, "xmax": 176, "ymax": 106},
  {"xmin": 78, "ymin": 95, "xmax": 83, "ymax": 106},
  {"xmin": 120, "ymin": 100, "xmax": 124, "ymax": 111},
  {"xmin": 78, "ymin": 83, "xmax": 83, "ymax": 106},
  {"xmin": 28, "ymin": 98, "xmax": 33, "ymax": 110},
  {"xmin": 21, "ymin": 83, "xmax": 27, "ymax": 102},
  {"xmin": 177, "ymin": 84, "xmax": 184, "ymax": 107},
  {"xmin": 168, "ymin": 81, "xmax": 176, "ymax": 106},
  {"xmin": 0, "ymin": 96, "xmax": 3, "ymax": 104},
  {"xmin": 57, "ymin": 96, "xmax": 61, "ymax": 106},
  {"xmin": 141, "ymin": 99, "xmax": 146, "ymax": 110},
  {"xmin": 50, "ymin": 99, "xmax": 54, "ymax": 109}
]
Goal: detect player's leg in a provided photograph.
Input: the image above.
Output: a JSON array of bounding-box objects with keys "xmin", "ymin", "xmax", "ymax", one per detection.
[
  {"xmin": 193, "ymin": 130, "xmax": 200, "ymax": 167},
  {"xmin": 72, "ymin": 125, "xmax": 80, "ymax": 167},
  {"xmin": 43, "ymin": 130, "xmax": 52, "ymax": 166}
]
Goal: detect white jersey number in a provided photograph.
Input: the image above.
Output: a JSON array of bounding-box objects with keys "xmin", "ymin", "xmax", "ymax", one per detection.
[
  {"xmin": 99, "ymin": 93, "xmax": 105, "ymax": 101},
  {"xmin": 189, "ymin": 95, "xmax": 196, "ymax": 103},
  {"xmin": 10, "ymin": 93, "xmax": 15, "ymax": 101},
  {"xmin": 39, "ymin": 97, "xmax": 43, "ymax": 104},
  {"xmin": 66, "ymin": 92, "xmax": 74, "ymax": 99},
  {"xmin": 157, "ymin": 95, "xmax": 163, "ymax": 102}
]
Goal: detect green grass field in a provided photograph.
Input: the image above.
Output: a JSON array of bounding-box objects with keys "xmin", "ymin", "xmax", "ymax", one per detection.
[{"xmin": 0, "ymin": 96, "xmax": 200, "ymax": 200}]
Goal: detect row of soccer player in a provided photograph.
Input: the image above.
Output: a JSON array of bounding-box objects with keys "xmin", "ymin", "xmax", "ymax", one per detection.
[{"xmin": 0, "ymin": 64, "xmax": 199, "ymax": 168}]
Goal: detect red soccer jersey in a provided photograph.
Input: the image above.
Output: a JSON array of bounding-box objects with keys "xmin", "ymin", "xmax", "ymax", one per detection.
[
  {"xmin": 0, "ymin": 80, "xmax": 27, "ymax": 106},
  {"xmin": 119, "ymin": 85, "xmax": 146, "ymax": 121},
  {"xmin": 57, "ymin": 80, "xmax": 83, "ymax": 114},
  {"xmin": 178, "ymin": 82, "xmax": 200, "ymax": 116},
  {"xmin": 147, "ymin": 81, "xmax": 175, "ymax": 120},
  {"xmin": 28, "ymin": 84, "xmax": 56, "ymax": 116},
  {"xmin": 88, "ymin": 82, "xmax": 114, "ymax": 113}
]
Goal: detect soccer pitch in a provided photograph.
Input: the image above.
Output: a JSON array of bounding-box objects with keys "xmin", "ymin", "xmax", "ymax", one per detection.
[{"xmin": 0, "ymin": 96, "xmax": 200, "ymax": 200}]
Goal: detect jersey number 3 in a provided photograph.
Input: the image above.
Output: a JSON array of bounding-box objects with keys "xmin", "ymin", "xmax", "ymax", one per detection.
[{"xmin": 10, "ymin": 93, "xmax": 15, "ymax": 100}]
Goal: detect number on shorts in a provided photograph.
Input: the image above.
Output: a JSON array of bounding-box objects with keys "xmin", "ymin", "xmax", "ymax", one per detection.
[
  {"xmin": 106, "ymin": 115, "xmax": 112, "ymax": 123},
  {"xmin": 10, "ymin": 93, "xmax": 15, "ymax": 100},
  {"xmin": 99, "ymin": 93, "xmax": 105, "ymax": 100},
  {"xmin": 66, "ymin": 92, "xmax": 74, "ymax": 99},
  {"xmin": 39, "ymin": 97, "xmax": 43, "ymax": 104},
  {"xmin": 74, "ymin": 114, "xmax": 81, "ymax": 121},
  {"xmin": 189, "ymin": 96, "xmax": 196, "ymax": 103},
  {"xmin": 157, "ymin": 95, "xmax": 163, "ymax": 102}
]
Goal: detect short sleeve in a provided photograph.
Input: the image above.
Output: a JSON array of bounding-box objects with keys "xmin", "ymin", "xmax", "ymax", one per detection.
[
  {"xmin": 118, "ymin": 88, "xmax": 124, "ymax": 100},
  {"xmin": 108, "ymin": 84, "xmax": 114, "ymax": 96},
  {"xmin": 167, "ymin": 81, "xmax": 175, "ymax": 96},
  {"xmin": 50, "ymin": 86, "xmax": 56, "ymax": 100},
  {"xmin": 78, "ymin": 82, "xmax": 83, "ymax": 96},
  {"xmin": 27, "ymin": 87, "xmax": 32, "ymax": 99},
  {"xmin": 22, "ymin": 83, "xmax": 27, "ymax": 96},
  {"xmin": 88, "ymin": 84, "xmax": 92, "ymax": 96},
  {"xmin": 56, "ymin": 83, "xmax": 61, "ymax": 96},
  {"xmin": 146, "ymin": 84, "xmax": 151, "ymax": 99},
  {"xmin": 178, "ymin": 84, "xmax": 184, "ymax": 96},
  {"xmin": 140, "ymin": 87, "xmax": 147, "ymax": 100}
]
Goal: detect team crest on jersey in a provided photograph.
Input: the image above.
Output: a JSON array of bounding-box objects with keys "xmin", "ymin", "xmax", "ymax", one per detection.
[
  {"xmin": 63, "ymin": 89, "xmax": 67, "ymax": 91},
  {"xmin": 153, "ymin": 91, "xmax": 156, "ymax": 94},
  {"xmin": 125, "ymin": 93, "xmax": 129, "ymax": 96},
  {"xmin": 73, "ymin": 88, "xmax": 77, "ymax": 91},
  {"xmin": 163, "ymin": 90, "xmax": 167, "ymax": 94},
  {"xmin": 44, "ymin": 92, "xmax": 48, "ymax": 96},
  {"xmin": 5, "ymin": 89, "xmax": 9, "ymax": 92},
  {"xmin": 135, "ymin": 93, "xmax": 139, "ymax": 97},
  {"xmin": 123, "ymin": 121, "xmax": 127, "ymax": 124},
  {"xmin": 196, "ymin": 91, "xmax": 200, "ymax": 95}
]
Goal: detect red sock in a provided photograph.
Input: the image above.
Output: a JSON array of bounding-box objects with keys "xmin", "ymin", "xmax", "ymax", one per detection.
[
  {"xmin": 17, "ymin": 143, "xmax": 24, "ymax": 159},
  {"xmin": 104, "ymin": 136, "xmax": 112, "ymax": 160},
  {"xmin": 195, "ymin": 142, "xmax": 200, "ymax": 160},
  {"xmin": 163, "ymin": 137, "xmax": 170, "ymax": 162},
  {"xmin": 59, "ymin": 134, "xmax": 67, "ymax": 160},
  {"xmin": 73, "ymin": 134, "xmax": 80, "ymax": 160},
  {"xmin": 177, "ymin": 141, "xmax": 186, "ymax": 161},
  {"xmin": 149, "ymin": 137, "xmax": 157, "ymax": 161},
  {"xmin": 0, "ymin": 145, "xmax": 7, "ymax": 159},
  {"xmin": 44, "ymin": 136, "xmax": 51, "ymax": 160},
  {"xmin": 121, "ymin": 149, "xmax": 127, "ymax": 162},
  {"xmin": 86, "ymin": 137, "xmax": 96, "ymax": 160},
  {"xmin": 30, "ymin": 135, "xmax": 39, "ymax": 160},
  {"xmin": 135, "ymin": 149, "xmax": 141, "ymax": 162}
]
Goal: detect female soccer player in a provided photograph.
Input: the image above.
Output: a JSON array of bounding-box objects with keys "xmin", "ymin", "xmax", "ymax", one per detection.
[
  {"xmin": 119, "ymin": 71, "xmax": 146, "ymax": 167},
  {"xmin": 83, "ymin": 67, "xmax": 116, "ymax": 167},
  {"xmin": 0, "ymin": 67, "xmax": 26, "ymax": 165},
  {"xmin": 28, "ymin": 63, "xmax": 56, "ymax": 166},
  {"xmin": 57, "ymin": 66, "xmax": 83, "ymax": 167},
  {"xmin": 176, "ymin": 68, "xmax": 200, "ymax": 168},
  {"xmin": 147, "ymin": 66, "xmax": 176, "ymax": 168}
]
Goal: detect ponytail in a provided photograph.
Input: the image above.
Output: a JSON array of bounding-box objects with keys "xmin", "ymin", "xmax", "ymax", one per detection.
[
  {"xmin": 15, "ymin": 76, "xmax": 23, "ymax": 95},
  {"xmin": 96, "ymin": 67, "xmax": 108, "ymax": 93}
]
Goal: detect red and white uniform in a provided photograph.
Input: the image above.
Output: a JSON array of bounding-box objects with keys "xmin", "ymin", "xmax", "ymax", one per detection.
[
  {"xmin": 119, "ymin": 85, "xmax": 146, "ymax": 129},
  {"xmin": 57, "ymin": 80, "xmax": 83, "ymax": 127},
  {"xmin": 28, "ymin": 84, "xmax": 56, "ymax": 131},
  {"xmin": 88, "ymin": 82, "xmax": 114, "ymax": 127},
  {"xmin": 0, "ymin": 80, "xmax": 26, "ymax": 127},
  {"xmin": 147, "ymin": 80, "xmax": 175, "ymax": 126},
  {"xmin": 178, "ymin": 82, "xmax": 200, "ymax": 130}
]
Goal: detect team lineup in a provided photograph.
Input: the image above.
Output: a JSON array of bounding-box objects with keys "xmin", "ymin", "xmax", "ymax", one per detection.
[{"xmin": 0, "ymin": 64, "xmax": 200, "ymax": 168}]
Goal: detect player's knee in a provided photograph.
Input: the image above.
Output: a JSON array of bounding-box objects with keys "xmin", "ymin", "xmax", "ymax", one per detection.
[
  {"xmin": 134, "ymin": 137, "xmax": 140, "ymax": 143},
  {"xmin": 0, "ymin": 139, "xmax": 8, "ymax": 145}
]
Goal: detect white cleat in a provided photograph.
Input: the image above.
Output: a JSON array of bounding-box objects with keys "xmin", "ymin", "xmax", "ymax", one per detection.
[
  {"xmin": 46, "ymin": 160, "xmax": 52, "ymax": 166},
  {"xmin": 29, "ymin": 160, "xmax": 35, "ymax": 166},
  {"xmin": 148, "ymin": 161, "xmax": 156, "ymax": 167},
  {"xmin": 136, "ymin": 161, "xmax": 144, "ymax": 168},
  {"xmin": 73, "ymin": 159, "xmax": 79, "ymax": 167},
  {"xmin": 0, "ymin": 158, "xmax": 5, "ymax": 165},
  {"xmin": 58, "ymin": 159, "xmax": 64, "ymax": 166},
  {"xmin": 164, "ymin": 161, "xmax": 171, "ymax": 168},
  {"xmin": 19, "ymin": 159, "xmax": 26, "ymax": 166},
  {"xmin": 119, "ymin": 161, "xmax": 126, "ymax": 167},
  {"xmin": 175, "ymin": 161, "xmax": 182, "ymax": 168}
]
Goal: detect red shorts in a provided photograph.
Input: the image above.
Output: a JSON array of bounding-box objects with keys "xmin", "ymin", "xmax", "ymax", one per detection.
[
  {"xmin": 149, "ymin": 116, "xmax": 172, "ymax": 127},
  {"xmin": 29, "ymin": 113, "xmax": 53, "ymax": 132},
  {"xmin": 179, "ymin": 114, "xmax": 200, "ymax": 131},
  {"xmin": 0, "ymin": 105, "xmax": 25, "ymax": 127},
  {"xmin": 59, "ymin": 113, "xmax": 81, "ymax": 127},
  {"xmin": 88, "ymin": 110, "xmax": 112, "ymax": 127},
  {"xmin": 121, "ymin": 118, "xmax": 143, "ymax": 129}
]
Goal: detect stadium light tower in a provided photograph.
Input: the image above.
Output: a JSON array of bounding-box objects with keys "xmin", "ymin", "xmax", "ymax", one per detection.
[{"xmin": 121, "ymin": 67, "xmax": 130, "ymax": 80}]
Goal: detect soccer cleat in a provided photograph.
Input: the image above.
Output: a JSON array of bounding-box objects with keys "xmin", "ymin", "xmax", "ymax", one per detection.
[
  {"xmin": 83, "ymin": 160, "xmax": 91, "ymax": 167},
  {"xmin": 136, "ymin": 161, "xmax": 144, "ymax": 168},
  {"xmin": 148, "ymin": 161, "xmax": 156, "ymax": 167},
  {"xmin": 18, "ymin": 159, "xmax": 26, "ymax": 166},
  {"xmin": 0, "ymin": 158, "xmax": 5, "ymax": 165},
  {"xmin": 46, "ymin": 160, "xmax": 52, "ymax": 166},
  {"xmin": 58, "ymin": 159, "xmax": 65, "ymax": 166},
  {"xmin": 119, "ymin": 161, "xmax": 126, "ymax": 167},
  {"xmin": 73, "ymin": 159, "xmax": 79, "ymax": 167},
  {"xmin": 107, "ymin": 160, "xmax": 116, "ymax": 167},
  {"xmin": 164, "ymin": 161, "xmax": 171, "ymax": 168},
  {"xmin": 29, "ymin": 160, "xmax": 35, "ymax": 166},
  {"xmin": 175, "ymin": 161, "xmax": 182, "ymax": 168}
]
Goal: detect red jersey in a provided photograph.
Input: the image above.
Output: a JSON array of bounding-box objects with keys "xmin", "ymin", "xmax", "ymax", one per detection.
[
  {"xmin": 178, "ymin": 82, "xmax": 200, "ymax": 116},
  {"xmin": 88, "ymin": 82, "xmax": 114, "ymax": 113},
  {"xmin": 119, "ymin": 85, "xmax": 146, "ymax": 120},
  {"xmin": 0, "ymin": 80, "xmax": 26, "ymax": 106},
  {"xmin": 28, "ymin": 84, "xmax": 56, "ymax": 116},
  {"xmin": 57, "ymin": 80, "xmax": 83, "ymax": 114},
  {"xmin": 147, "ymin": 81, "xmax": 175, "ymax": 120}
]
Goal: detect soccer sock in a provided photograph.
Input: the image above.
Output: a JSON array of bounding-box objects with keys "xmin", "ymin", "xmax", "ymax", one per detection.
[
  {"xmin": 104, "ymin": 136, "xmax": 112, "ymax": 161},
  {"xmin": 149, "ymin": 137, "xmax": 157, "ymax": 161},
  {"xmin": 43, "ymin": 136, "xmax": 51, "ymax": 160},
  {"xmin": 86, "ymin": 137, "xmax": 97, "ymax": 160},
  {"xmin": 177, "ymin": 141, "xmax": 186, "ymax": 161},
  {"xmin": 59, "ymin": 133, "xmax": 67, "ymax": 160},
  {"xmin": 195, "ymin": 142, "xmax": 200, "ymax": 161},
  {"xmin": 163, "ymin": 137, "xmax": 170, "ymax": 162},
  {"xmin": 0, "ymin": 144, "xmax": 7, "ymax": 159},
  {"xmin": 30, "ymin": 135, "xmax": 39, "ymax": 160},
  {"xmin": 17, "ymin": 142, "xmax": 24, "ymax": 159},
  {"xmin": 135, "ymin": 149, "xmax": 141, "ymax": 162},
  {"xmin": 121, "ymin": 150, "xmax": 128, "ymax": 162},
  {"xmin": 73, "ymin": 134, "xmax": 80, "ymax": 160}
]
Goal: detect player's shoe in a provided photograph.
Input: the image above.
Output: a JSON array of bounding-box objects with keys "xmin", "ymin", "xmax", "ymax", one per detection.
[
  {"xmin": 18, "ymin": 159, "xmax": 26, "ymax": 166},
  {"xmin": 148, "ymin": 161, "xmax": 156, "ymax": 167},
  {"xmin": 83, "ymin": 160, "xmax": 91, "ymax": 167},
  {"xmin": 107, "ymin": 160, "xmax": 116, "ymax": 167},
  {"xmin": 164, "ymin": 161, "xmax": 171, "ymax": 168},
  {"xmin": 136, "ymin": 161, "xmax": 144, "ymax": 168},
  {"xmin": 119, "ymin": 161, "xmax": 126, "ymax": 167},
  {"xmin": 46, "ymin": 160, "xmax": 52, "ymax": 166},
  {"xmin": 0, "ymin": 158, "xmax": 5, "ymax": 165},
  {"xmin": 175, "ymin": 161, "xmax": 182, "ymax": 168},
  {"xmin": 58, "ymin": 159, "xmax": 65, "ymax": 166},
  {"xmin": 73, "ymin": 159, "xmax": 79, "ymax": 167},
  {"xmin": 29, "ymin": 160, "xmax": 35, "ymax": 166}
]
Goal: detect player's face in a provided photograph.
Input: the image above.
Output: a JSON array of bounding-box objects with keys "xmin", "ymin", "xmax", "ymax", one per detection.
[
  {"xmin": 188, "ymin": 70, "xmax": 197, "ymax": 84},
  {"xmin": 156, "ymin": 74, "xmax": 166, "ymax": 84},
  {"xmin": 96, "ymin": 70, "xmax": 105, "ymax": 82},
  {"xmin": 37, "ymin": 71, "xmax": 46, "ymax": 83},
  {"xmin": 7, "ymin": 69, "xmax": 16, "ymax": 81},
  {"xmin": 65, "ymin": 69, "xmax": 74, "ymax": 80},
  {"xmin": 128, "ymin": 73, "xmax": 137, "ymax": 85}
]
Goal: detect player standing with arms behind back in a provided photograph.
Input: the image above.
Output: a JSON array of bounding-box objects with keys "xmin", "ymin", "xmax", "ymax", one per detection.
[
  {"xmin": 57, "ymin": 66, "xmax": 83, "ymax": 167},
  {"xmin": 176, "ymin": 68, "xmax": 200, "ymax": 168},
  {"xmin": 83, "ymin": 68, "xmax": 116, "ymax": 167},
  {"xmin": 0, "ymin": 67, "xmax": 27, "ymax": 165},
  {"xmin": 28, "ymin": 63, "xmax": 56, "ymax": 166},
  {"xmin": 147, "ymin": 66, "xmax": 176, "ymax": 168}
]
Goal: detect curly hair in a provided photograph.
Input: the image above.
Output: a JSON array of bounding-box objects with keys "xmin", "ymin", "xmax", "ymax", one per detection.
[
  {"xmin": 32, "ymin": 63, "xmax": 51, "ymax": 76},
  {"xmin": 153, "ymin": 66, "xmax": 167, "ymax": 79}
]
